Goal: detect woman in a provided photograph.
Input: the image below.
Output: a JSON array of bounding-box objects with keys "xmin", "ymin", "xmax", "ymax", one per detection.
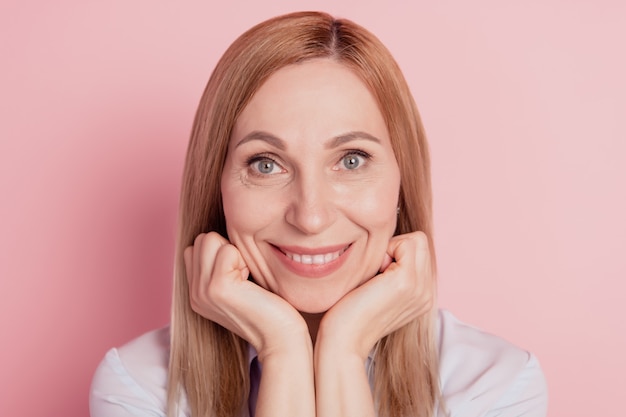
[{"xmin": 90, "ymin": 11, "xmax": 547, "ymax": 417}]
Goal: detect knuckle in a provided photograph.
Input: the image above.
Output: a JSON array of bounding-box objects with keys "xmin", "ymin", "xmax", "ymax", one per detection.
[
  {"xmin": 193, "ymin": 233, "xmax": 205, "ymax": 247},
  {"xmin": 207, "ymin": 231, "xmax": 227, "ymax": 245},
  {"xmin": 217, "ymin": 243, "xmax": 238, "ymax": 262},
  {"xmin": 411, "ymin": 231, "xmax": 428, "ymax": 247}
]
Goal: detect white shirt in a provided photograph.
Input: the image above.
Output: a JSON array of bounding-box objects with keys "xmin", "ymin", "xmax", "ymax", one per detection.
[{"xmin": 90, "ymin": 310, "xmax": 548, "ymax": 416}]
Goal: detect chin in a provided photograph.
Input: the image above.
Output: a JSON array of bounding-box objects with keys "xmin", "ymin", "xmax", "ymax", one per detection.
[
  {"xmin": 295, "ymin": 304, "xmax": 332, "ymax": 315},
  {"xmin": 280, "ymin": 288, "xmax": 347, "ymax": 314}
]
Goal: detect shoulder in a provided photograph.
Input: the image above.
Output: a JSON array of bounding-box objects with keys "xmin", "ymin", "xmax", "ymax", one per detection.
[
  {"xmin": 437, "ymin": 310, "xmax": 548, "ymax": 417},
  {"xmin": 90, "ymin": 327, "xmax": 172, "ymax": 417}
]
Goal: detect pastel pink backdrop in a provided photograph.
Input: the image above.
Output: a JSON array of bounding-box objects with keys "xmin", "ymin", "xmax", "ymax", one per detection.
[{"xmin": 1, "ymin": 1, "xmax": 624, "ymax": 416}]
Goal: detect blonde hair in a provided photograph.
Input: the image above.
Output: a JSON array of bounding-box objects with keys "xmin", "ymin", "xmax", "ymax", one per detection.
[{"xmin": 168, "ymin": 11, "xmax": 440, "ymax": 417}]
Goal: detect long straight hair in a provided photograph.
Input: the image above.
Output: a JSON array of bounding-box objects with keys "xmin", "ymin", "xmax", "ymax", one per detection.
[{"xmin": 168, "ymin": 11, "xmax": 440, "ymax": 417}]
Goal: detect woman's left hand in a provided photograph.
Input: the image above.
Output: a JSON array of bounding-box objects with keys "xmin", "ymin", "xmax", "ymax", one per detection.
[
  {"xmin": 313, "ymin": 231, "xmax": 435, "ymax": 417},
  {"xmin": 316, "ymin": 231, "xmax": 435, "ymax": 360}
]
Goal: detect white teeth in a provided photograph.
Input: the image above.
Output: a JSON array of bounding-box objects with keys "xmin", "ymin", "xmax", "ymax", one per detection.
[{"xmin": 284, "ymin": 247, "xmax": 345, "ymax": 265}]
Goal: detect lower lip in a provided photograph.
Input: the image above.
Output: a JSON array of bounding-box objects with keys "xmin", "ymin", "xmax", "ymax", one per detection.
[{"xmin": 271, "ymin": 244, "xmax": 352, "ymax": 278}]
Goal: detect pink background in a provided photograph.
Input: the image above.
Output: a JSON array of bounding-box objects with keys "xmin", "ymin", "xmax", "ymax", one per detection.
[{"xmin": 1, "ymin": 1, "xmax": 624, "ymax": 416}]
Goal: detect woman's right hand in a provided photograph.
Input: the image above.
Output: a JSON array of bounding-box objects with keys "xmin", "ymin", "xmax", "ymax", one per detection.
[
  {"xmin": 186, "ymin": 232, "xmax": 315, "ymax": 417},
  {"xmin": 184, "ymin": 232, "xmax": 310, "ymax": 360}
]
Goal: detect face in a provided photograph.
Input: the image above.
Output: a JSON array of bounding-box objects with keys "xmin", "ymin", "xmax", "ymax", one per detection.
[{"xmin": 221, "ymin": 59, "xmax": 401, "ymax": 313}]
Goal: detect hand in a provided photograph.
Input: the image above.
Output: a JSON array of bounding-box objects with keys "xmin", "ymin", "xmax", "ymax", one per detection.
[
  {"xmin": 316, "ymin": 231, "xmax": 435, "ymax": 360},
  {"xmin": 184, "ymin": 232, "xmax": 310, "ymax": 359}
]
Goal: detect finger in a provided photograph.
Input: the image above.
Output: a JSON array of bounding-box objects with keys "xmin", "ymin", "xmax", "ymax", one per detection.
[
  {"xmin": 405, "ymin": 233, "xmax": 435, "ymax": 311},
  {"xmin": 384, "ymin": 232, "xmax": 420, "ymax": 271},
  {"xmin": 184, "ymin": 245, "xmax": 194, "ymax": 286},
  {"xmin": 197, "ymin": 232, "xmax": 229, "ymax": 279},
  {"xmin": 379, "ymin": 252, "xmax": 393, "ymax": 272},
  {"xmin": 190, "ymin": 232, "xmax": 227, "ymax": 302},
  {"xmin": 392, "ymin": 231, "xmax": 429, "ymax": 261},
  {"xmin": 414, "ymin": 234, "xmax": 432, "ymax": 276},
  {"xmin": 186, "ymin": 234, "xmax": 205, "ymax": 314},
  {"xmin": 188, "ymin": 233, "xmax": 207, "ymax": 299},
  {"xmin": 213, "ymin": 243, "xmax": 249, "ymax": 283},
  {"xmin": 383, "ymin": 232, "xmax": 433, "ymax": 299}
]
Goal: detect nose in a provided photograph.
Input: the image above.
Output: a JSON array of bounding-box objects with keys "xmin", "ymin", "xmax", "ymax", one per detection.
[{"xmin": 284, "ymin": 172, "xmax": 337, "ymax": 235}]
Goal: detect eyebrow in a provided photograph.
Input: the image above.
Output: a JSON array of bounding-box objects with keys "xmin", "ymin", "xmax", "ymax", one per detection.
[
  {"xmin": 235, "ymin": 131, "xmax": 286, "ymax": 150},
  {"xmin": 326, "ymin": 131, "xmax": 381, "ymax": 148},
  {"xmin": 235, "ymin": 130, "xmax": 382, "ymax": 150}
]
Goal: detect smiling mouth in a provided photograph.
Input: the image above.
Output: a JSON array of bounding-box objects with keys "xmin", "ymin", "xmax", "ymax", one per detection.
[
  {"xmin": 270, "ymin": 243, "xmax": 352, "ymax": 278},
  {"xmin": 281, "ymin": 246, "xmax": 349, "ymax": 265}
]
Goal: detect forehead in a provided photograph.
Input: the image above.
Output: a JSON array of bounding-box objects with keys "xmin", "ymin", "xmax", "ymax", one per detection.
[{"xmin": 231, "ymin": 59, "xmax": 389, "ymax": 145}]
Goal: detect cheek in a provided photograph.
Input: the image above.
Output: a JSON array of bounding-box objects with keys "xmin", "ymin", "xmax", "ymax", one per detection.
[
  {"xmin": 221, "ymin": 164, "xmax": 257, "ymax": 240},
  {"xmin": 221, "ymin": 181, "xmax": 283, "ymax": 244},
  {"xmin": 350, "ymin": 171, "xmax": 400, "ymax": 226},
  {"xmin": 221, "ymin": 183, "xmax": 284, "ymax": 290},
  {"xmin": 222, "ymin": 187, "xmax": 257, "ymax": 240}
]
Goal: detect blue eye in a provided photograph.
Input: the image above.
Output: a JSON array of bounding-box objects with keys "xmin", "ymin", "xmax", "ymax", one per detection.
[
  {"xmin": 343, "ymin": 154, "xmax": 361, "ymax": 169},
  {"xmin": 256, "ymin": 159, "xmax": 276, "ymax": 174},
  {"xmin": 246, "ymin": 155, "xmax": 284, "ymax": 176},
  {"xmin": 338, "ymin": 151, "xmax": 371, "ymax": 170}
]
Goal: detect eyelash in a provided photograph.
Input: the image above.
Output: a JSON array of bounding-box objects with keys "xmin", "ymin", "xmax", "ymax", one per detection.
[
  {"xmin": 338, "ymin": 149, "xmax": 372, "ymax": 170},
  {"xmin": 245, "ymin": 153, "xmax": 283, "ymax": 176},
  {"xmin": 245, "ymin": 149, "xmax": 373, "ymax": 176}
]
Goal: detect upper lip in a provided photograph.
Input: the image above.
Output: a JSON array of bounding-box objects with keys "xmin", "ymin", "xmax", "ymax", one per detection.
[
  {"xmin": 275, "ymin": 244, "xmax": 350, "ymax": 266},
  {"xmin": 272, "ymin": 243, "xmax": 351, "ymax": 256}
]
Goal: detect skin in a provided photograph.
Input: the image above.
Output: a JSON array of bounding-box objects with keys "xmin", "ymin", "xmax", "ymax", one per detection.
[{"xmin": 184, "ymin": 59, "xmax": 434, "ymax": 417}]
